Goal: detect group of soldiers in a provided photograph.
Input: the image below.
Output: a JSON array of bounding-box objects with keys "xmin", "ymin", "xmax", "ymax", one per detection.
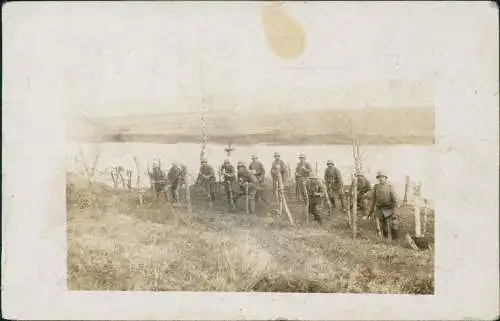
[
  {"xmin": 150, "ymin": 152, "xmax": 401, "ymax": 241},
  {"xmin": 149, "ymin": 161, "xmax": 187, "ymax": 203}
]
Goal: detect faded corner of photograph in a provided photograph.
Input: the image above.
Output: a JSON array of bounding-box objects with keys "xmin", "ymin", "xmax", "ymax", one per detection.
[{"xmin": 66, "ymin": 2, "xmax": 435, "ymax": 294}]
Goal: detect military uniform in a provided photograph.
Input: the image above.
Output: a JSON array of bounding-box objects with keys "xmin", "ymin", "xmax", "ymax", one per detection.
[
  {"xmin": 324, "ymin": 161, "xmax": 346, "ymax": 210},
  {"xmin": 295, "ymin": 154, "xmax": 313, "ymax": 199},
  {"xmin": 355, "ymin": 174, "xmax": 372, "ymax": 211},
  {"xmin": 197, "ymin": 161, "xmax": 216, "ymax": 202},
  {"xmin": 151, "ymin": 166, "xmax": 168, "ymax": 200},
  {"xmin": 237, "ymin": 164, "xmax": 258, "ymax": 213},
  {"xmin": 249, "ymin": 156, "xmax": 266, "ymax": 202},
  {"xmin": 270, "ymin": 153, "xmax": 288, "ymax": 193},
  {"xmin": 370, "ymin": 171, "xmax": 400, "ymax": 239},
  {"xmin": 167, "ymin": 164, "xmax": 182, "ymax": 203},
  {"xmin": 249, "ymin": 158, "xmax": 266, "ymax": 184},
  {"xmin": 221, "ymin": 161, "xmax": 236, "ymax": 204},
  {"xmin": 305, "ymin": 177, "xmax": 324, "ymax": 224}
]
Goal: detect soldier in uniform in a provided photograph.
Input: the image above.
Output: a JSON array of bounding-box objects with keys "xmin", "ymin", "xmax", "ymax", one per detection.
[
  {"xmin": 221, "ymin": 159, "xmax": 237, "ymax": 205},
  {"xmin": 249, "ymin": 154, "xmax": 266, "ymax": 184},
  {"xmin": 270, "ymin": 152, "xmax": 288, "ymax": 195},
  {"xmin": 249, "ymin": 154, "xmax": 266, "ymax": 202},
  {"xmin": 305, "ymin": 175, "xmax": 325, "ymax": 224},
  {"xmin": 167, "ymin": 163, "xmax": 182, "ymax": 203},
  {"xmin": 295, "ymin": 153, "xmax": 313, "ymax": 200},
  {"xmin": 236, "ymin": 161, "xmax": 258, "ymax": 214},
  {"xmin": 151, "ymin": 160, "xmax": 168, "ymax": 200},
  {"xmin": 369, "ymin": 170, "xmax": 400, "ymax": 240},
  {"xmin": 355, "ymin": 172, "xmax": 372, "ymax": 214},
  {"xmin": 196, "ymin": 158, "xmax": 216, "ymax": 202},
  {"xmin": 324, "ymin": 160, "xmax": 346, "ymax": 212}
]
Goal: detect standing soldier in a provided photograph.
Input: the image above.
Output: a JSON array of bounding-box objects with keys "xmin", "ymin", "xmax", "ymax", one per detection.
[
  {"xmin": 167, "ymin": 163, "xmax": 182, "ymax": 203},
  {"xmin": 196, "ymin": 158, "xmax": 216, "ymax": 202},
  {"xmin": 151, "ymin": 160, "xmax": 168, "ymax": 201},
  {"xmin": 324, "ymin": 160, "xmax": 346, "ymax": 212},
  {"xmin": 305, "ymin": 175, "xmax": 325, "ymax": 225},
  {"xmin": 270, "ymin": 152, "xmax": 288, "ymax": 196},
  {"xmin": 295, "ymin": 153, "xmax": 313, "ymax": 200},
  {"xmin": 369, "ymin": 170, "xmax": 400, "ymax": 240},
  {"xmin": 249, "ymin": 154, "xmax": 266, "ymax": 184},
  {"xmin": 236, "ymin": 161, "xmax": 258, "ymax": 214},
  {"xmin": 249, "ymin": 154, "xmax": 266, "ymax": 201},
  {"xmin": 221, "ymin": 159, "xmax": 237, "ymax": 206}
]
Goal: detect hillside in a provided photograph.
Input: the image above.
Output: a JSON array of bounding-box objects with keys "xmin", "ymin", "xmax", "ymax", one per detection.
[
  {"xmin": 70, "ymin": 107, "xmax": 435, "ymax": 145},
  {"xmin": 67, "ymin": 173, "xmax": 434, "ymax": 293}
]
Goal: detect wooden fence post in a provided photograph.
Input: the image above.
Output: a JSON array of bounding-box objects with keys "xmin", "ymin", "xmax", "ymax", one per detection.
[
  {"xmin": 423, "ymin": 198, "xmax": 428, "ymax": 235},
  {"xmin": 413, "ymin": 182, "xmax": 423, "ymax": 237},
  {"xmin": 133, "ymin": 156, "xmax": 143, "ymax": 204},
  {"xmin": 403, "ymin": 175, "xmax": 410, "ymax": 204},
  {"xmin": 303, "ymin": 179, "xmax": 309, "ymax": 223}
]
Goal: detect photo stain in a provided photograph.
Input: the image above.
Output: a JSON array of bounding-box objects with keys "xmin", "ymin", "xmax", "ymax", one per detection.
[{"xmin": 261, "ymin": 3, "xmax": 306, "ymax": 59}]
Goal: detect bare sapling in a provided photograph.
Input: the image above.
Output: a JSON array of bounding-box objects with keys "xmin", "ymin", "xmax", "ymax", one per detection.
[
  {"xmin": 78, "ymin": 144, "xmax": 101, "ymax": 186},
  {"xmin": 133, "ymin": 156, "xmax": 144, "ymax": 204},
  {"xmin": 352, "ymin": 173, "xmax": 358, "ymax": 240},
  {"xmin": 111, "ymin": 168, "xmax": 118, "ymax": 189},
  {"xmin": 185, "ymin": 171, "xmax": 192, "ymax": 214}
]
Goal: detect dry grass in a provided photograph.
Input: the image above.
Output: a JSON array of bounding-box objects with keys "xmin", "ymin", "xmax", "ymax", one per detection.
[{"xmin": 67, "ymin": 173, "xmax": 434, "ymax": 293}]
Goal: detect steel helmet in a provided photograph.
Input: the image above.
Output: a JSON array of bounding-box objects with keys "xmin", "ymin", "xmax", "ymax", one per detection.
[
  {"xmin": 251, "ymin": 154, "xmax": 258, "ymax": 160},
  {"xmin": 326, "ymin": 160, "xmax": 334, "ymax": 165}
]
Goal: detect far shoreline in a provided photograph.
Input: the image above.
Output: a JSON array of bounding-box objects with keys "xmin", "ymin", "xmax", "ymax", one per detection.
[{"xmin": 72, "ymin": 133, "xmax": 435, "ymax": 146}]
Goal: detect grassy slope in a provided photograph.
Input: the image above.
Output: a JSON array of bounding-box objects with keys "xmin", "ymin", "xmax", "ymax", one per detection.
[{"xmin": 67, "ymin": 173, "xmax": 434, "ymax": 293}]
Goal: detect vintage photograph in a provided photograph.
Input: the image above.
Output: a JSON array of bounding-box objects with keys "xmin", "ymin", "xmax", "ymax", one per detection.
[{"xmin": 66, "ymin": 2, "xmax": 436, "ymax": 294}]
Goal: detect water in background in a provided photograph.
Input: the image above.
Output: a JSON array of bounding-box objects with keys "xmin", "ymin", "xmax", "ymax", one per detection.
[{"xmin": 66, "ymin": 142, "xmax": 435, "ymax": 201}]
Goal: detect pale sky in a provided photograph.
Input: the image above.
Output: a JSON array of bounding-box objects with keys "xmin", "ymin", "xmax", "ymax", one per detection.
[{"xmin": 6, "ymin": 2, "xmax": 494, "ymax": 118}]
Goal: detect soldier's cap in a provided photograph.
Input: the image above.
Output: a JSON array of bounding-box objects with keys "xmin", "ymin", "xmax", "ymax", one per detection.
[
  {"xmin": 273, "ymin": 152, "xmax": 280, "ymax": 157},
  {"xmin": 327, "ymin": 160, "xmax": 334, "ymax": 165},
  {"xmin": 356, "ymin": 171, "xmax": 364, "ymax": 176},
  {"xmin": 237, "ymin": 161, "xmax": 246, "ymax": 167},
  {"xmin": 200, "ymin": 158, "xmax": 208, "ymax": 163},
  {"xmin": 298, "ymin": 153, "xmax": 306, "ymax": 158},
  {"xmin": 376, "ymin": 170, "xmax": 388, "ymax": 178},
  {"xmin": 224, "ymin": 159, "xmax": 230, "ymax": 163},
  {"xmin": 251, "ymin": 154, "xmax": 258, "ymax": 159}
]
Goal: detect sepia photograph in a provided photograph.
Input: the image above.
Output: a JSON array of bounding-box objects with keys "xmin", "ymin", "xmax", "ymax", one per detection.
[
  {"xmin": 66, "ymin": 2, "xmax": 435, "ymax": 294},
  {"xmin": 3, "ymin": 1, "xmax": 498, "ymax": 320}
]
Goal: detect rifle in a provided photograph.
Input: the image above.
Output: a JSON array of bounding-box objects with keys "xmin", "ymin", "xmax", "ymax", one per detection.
[{"xmin": 321, "ymin": 180, "xmax": 333, "ymax": 215}]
